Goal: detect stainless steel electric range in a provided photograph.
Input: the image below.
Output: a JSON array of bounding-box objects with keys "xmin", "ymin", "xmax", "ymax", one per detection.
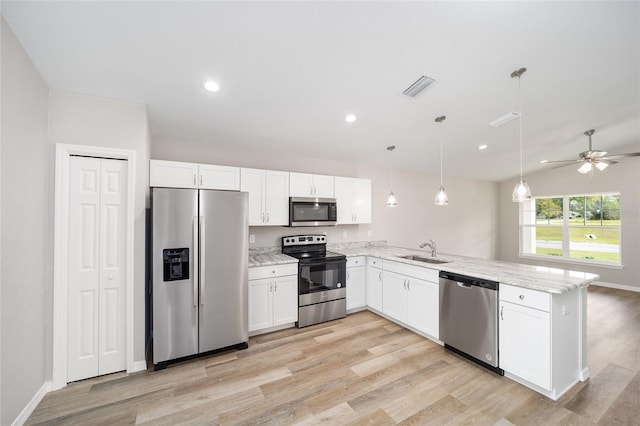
[{"xmin": 282, "ymin": 235, "xmax": 347, "ymax": 327}]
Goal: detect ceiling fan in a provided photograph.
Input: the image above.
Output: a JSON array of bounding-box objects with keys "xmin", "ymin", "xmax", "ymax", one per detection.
[{"xmin": 542, "ymin": 129, "xmax": 640, "ymax": 173}]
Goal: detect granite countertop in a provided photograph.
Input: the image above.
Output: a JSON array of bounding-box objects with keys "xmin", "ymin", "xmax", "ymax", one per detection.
[
  {"xmin": 331, "ymin": 244, "xmax": 599, "ymax": 294},
  {"xmin": 249, "ymin": 242, "xmax": 599, "ymax": 294},
  {"xmin": 248, "ymin": 247, "xmax": 298, "ymax": 268}
]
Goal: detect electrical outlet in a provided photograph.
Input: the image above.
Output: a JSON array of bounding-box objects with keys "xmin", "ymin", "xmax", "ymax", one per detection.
[
  {"xmin": 562, "ymin": 304, "xmax": 570, "ymax": 315},
  {"xmin": 367, "ymin": 230, "xmax": 372, "ymax": 238},
  {"xmin": 249, "ymin": 234, "xmax": 255, "ymax": 243},
  {"xmin": 343, "ymin": 231, "xmax": 348, "ymax": 239}
]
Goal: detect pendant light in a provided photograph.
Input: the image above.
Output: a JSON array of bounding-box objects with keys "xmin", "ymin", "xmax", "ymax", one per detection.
[
  {"xmin": 434, "ymin": 115, "xmax": 448, "ymax": 206},
  {"xmin": 511, "ymin": 67, "xmax": 532, "ymax": 203},
  {"xmin": 386, "ymin": 145, "xmax": 397, "ymax": 207}
]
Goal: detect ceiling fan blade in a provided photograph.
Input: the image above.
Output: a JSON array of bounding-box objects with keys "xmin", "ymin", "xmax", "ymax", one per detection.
[
  {"xmin": 590, "ymin": 150, "xmax": 608, "ymax": 158},
  {"xmin": 542, "ymin": 159, "xmax": 580, "ymax": 164},
  {"xmin": 551, "ymin": 162, "xmax": 582, "ymax": 170},
  {"xmin": 602, "ymin": 152, "xmax": 640, "ymax": 159},
  {"xmin": 596, "ymin": 159, "xmax": 618, "ymax": 165}
]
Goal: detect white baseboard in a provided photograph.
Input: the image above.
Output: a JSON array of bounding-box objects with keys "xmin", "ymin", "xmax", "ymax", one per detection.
[
  {"xmin": 12, "ymin": 381, "xmax": 51, "ymax": 426},
  {"xmin": 592, "ymin": 281, "xmax": 640, "ymax": 293},
  {"xmin": 130, "ymin": 360, "xmax": 147, "ymax": 373}
]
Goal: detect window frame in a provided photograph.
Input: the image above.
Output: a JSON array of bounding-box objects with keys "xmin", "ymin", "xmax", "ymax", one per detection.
[{"xmin": 518, "ymin": 192, "xmax": 623, "ymax": 268}]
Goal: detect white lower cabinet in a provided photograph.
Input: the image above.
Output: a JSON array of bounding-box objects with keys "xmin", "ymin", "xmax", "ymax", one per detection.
[
  {"xmin": 366, "ymin": 257, "xmax": 383, "ymax": 312},
  {"xmin": 382, "ymin": 260, "xmax": 439, "ymax": 338},
  {"xmin": 499, "ymin": 283, "xmax": 582, "ymax": 400},
  {"xmin": 499, "ymin": 299, "xmax": 551, "ymax": 390},
  {"xmin": 248, "ymin": 264, "xmax": 298, "ymax": 333},
  {"xmin": 346, "ymin": 256, "xmax": 366, "ymax": 311}
]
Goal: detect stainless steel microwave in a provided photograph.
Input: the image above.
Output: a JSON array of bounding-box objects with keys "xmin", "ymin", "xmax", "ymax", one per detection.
[{"xmin": 289, "ymin": 197, "xmax": 337, "ymax": 227}]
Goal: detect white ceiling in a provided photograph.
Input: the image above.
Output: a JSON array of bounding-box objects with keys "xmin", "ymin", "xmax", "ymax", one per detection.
[{"xmin": 3, "ymin": 1, "xmax": 639, "ymax": 182}]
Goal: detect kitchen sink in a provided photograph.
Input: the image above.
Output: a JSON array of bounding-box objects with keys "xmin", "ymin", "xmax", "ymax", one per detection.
[{"xmin": 399, "ymin": 255, "xmax": 449, "ymax": 264}]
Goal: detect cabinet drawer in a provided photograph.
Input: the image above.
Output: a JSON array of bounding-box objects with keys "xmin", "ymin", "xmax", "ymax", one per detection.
[
  {"xmin": 367, "ymin": 257, "xmax": 383, "ymax": 269},
  {"xmin": 384, "ymin": 260, "xmax": 439, "ymax": 283},
  {"xmin": 249, "ymin": 263, "xmax": 298, "ymax": 280},
  {"xmin": 347, "ymin": 256, "xmax": 365, "ymax": 268},
  {"xmin": 500, "ymin": 284, "xmax": 550, "ymax": 312}
]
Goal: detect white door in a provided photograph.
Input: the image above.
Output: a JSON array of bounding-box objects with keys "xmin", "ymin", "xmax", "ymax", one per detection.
[
  {"xmin": 240, "ymin": 168, "xmax": 266, "ymax": 225},
  {"xmin": 334, "ymin": 177, "xmax": 354, "ymax": 224},
  {"xmin": 407, "ymin": 278, "xmax": 439, "ymax": 338},
  {"xmin": 346, "ymin": 266, "xmax": 366, "ymax": 310},
  {"xmin": 68, "ymin": 156, "xmax": 127, "ymax": 382},
  {"xmin": 382, "ymin": 270, "xmax": 407, "ymax": 322},
  {"xmin": 264, "ymin": 171, "xmax": 289, "ymax": 226},
  {"xmin": 248, "ymin": 278, "xmax": 273, "ymax": 332}
]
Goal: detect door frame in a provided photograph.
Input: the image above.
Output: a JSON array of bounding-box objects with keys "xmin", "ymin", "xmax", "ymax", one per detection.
[{"xmin": 52, "ymin": 143, "xmax": 136, "ymax": 390}]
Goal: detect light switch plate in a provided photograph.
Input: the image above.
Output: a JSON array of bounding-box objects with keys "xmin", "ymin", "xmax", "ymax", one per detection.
[{"xmin": 249, "ymin": 234, "xmax": 255, "ymax": 243}]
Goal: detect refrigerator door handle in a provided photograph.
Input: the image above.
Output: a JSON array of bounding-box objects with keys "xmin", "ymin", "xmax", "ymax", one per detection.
[
  {"xmin": 193, "ymin": 216, "xmax": 199, "ymax": 307},
  {"xmin": 200, "ymin": 216, "xmax": 205, "ymax": 305}
]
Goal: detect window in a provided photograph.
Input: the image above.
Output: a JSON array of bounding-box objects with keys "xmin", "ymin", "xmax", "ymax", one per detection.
[{"xmin": 520, "ymin": 193, "xmax": 621, "ymax": 265}]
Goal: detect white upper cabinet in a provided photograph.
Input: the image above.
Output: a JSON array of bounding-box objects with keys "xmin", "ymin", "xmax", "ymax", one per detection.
[
  {"xmin": 150, "ymin": 160, "xmax": 240, "ymax": 190},
  {"xmin": 198, "ymin": 164, "xmax": 241, "ymax": 190},
  {"xmin": 334, "ymin": 177, "xmax": 371, "ymax": 224},
  {"xmin": 289, "ymin": 172, "xmax": 334, "ymax": 198},
  {"xmin": 150, "ymin": 160, "xmax": 199, "ymax": 188},
  {"xmin": 241, "ymin": 168, "xmax": 289, "ymax": 226}
]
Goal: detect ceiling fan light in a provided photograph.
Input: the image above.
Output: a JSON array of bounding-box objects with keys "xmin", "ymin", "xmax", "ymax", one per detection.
[
  {"xmin": 512, "ymin": 178, "xmax": 532, "ymax": 202},
  {"xmin": 578, "ymin": 162, "xmax": 592, "ymax": 174},
  {"xmin": 595, "ymin": 162, "xmax": 609, "ymax": 171},
  {"xmin": 387, "ymin": 191, "xmax": 398, "ymax": 207},
  {"xmin": 435, "ymin": 185, "xmax": 448, "ymax": 206}
]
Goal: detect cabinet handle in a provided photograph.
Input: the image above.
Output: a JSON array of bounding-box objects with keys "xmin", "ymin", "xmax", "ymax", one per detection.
[
  {"xmin": 403, "ymin": 279, "xmax": 407, "ymax": 290},
  {"xmin": 407, "ymin": 280, "xmax": 411, "ymax": 291},
  {"xmin": 500, "ymin": 305, "xmax": 504, "ymax": 320},
  {"xmin": 519, "ymin": 295, "xmax": 525, "ymax": 300},
  {"xmin": 193, "ymin": 174, "xmax": 197, "ymax": 186},
  {"xmin": 274, "ymin": 282, "xmax": 277, "ymax": 292},
  {"xmin": 347, "ymin": 271, "xmax": 350, "ymax": 280},
  {"xmin": 266, "ymin": 212, "xmax": 270, "ymax": 223},
  {"xmin": 200, "ymin": 175, "xmax": 203, "ymax": 186},
  {"xmin": 262, "ymin": 212, "xmax": 265, "ymax": 223},
  {"xmin": 379, "ymin": 271, "xmax": 382, "ymax": 281}
]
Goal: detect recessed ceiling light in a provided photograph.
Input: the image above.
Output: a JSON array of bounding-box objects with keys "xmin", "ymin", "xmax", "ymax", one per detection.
[
  {"xmin": 204, "ymin": 81, "xmax": 220, "ymax": 92},
  {"xmin": 478, "ymin": 144, "xmax": 488, "ymax": 150},
  {"xmin": 345, "ymin": 114, "xmax": 357, "ymax": 123}
]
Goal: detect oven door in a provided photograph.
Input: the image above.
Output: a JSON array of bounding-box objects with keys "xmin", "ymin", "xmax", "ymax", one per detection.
[{"xmin": 298, "ymin": 258, "xmax": 346, "ymax": 306}]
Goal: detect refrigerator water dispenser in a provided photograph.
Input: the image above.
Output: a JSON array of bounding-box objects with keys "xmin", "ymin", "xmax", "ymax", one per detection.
[{"xmin": 163, "ymin": 248, "xmax": 189, "ymax": 281}]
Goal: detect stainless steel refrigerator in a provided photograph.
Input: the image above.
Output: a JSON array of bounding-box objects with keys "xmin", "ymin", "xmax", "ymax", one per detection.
[{"xmin": 152, "ymin": 188, "xmax": 248, "ymax": 368}]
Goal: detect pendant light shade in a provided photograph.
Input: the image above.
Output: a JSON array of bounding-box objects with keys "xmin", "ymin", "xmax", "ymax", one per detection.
[
  {"xmin": 512, "ymin": 177, "xmax": 532, "ymax": 202},
  {"xmin": 511, "ymin": 67, "xmax": 532, "ymax": 203},
  {"xmin": 386, "ymin": 145, "xmax": 397, "ymax": 207},
  {"xmin": 434, "ymin": 115, "xmax": 448, "ymax": 206}
]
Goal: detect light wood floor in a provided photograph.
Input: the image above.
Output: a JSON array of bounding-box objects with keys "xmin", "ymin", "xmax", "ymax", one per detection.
[{"xmin": 28, "ymin": 286, "xmax": 640, "ymax": 425}]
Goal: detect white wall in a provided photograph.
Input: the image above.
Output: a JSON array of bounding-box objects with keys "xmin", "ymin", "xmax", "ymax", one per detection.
[
  {"xmin": 152, "ymin": 137, "xmax": 499, "ymax": 257},
  {"xmin": 1, "ymin": 17, "xmax": 50, "ymax": 425},
  {"xmin": 48, "ymin": 90, "xmax": 150, "ymax": 363},
  {"xmin": 498, "ymin": 147, "xmax": 640, "ymax": 289}
]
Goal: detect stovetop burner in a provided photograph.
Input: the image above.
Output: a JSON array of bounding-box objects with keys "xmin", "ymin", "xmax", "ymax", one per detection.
[{"xmin": 281, "ymin": 235, "xmax": 346, "ymax": 262}]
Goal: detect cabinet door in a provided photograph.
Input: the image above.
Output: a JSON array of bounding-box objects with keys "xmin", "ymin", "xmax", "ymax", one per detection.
[
  {"xmin": 248, "ymin": 278, "xmax": 273, "ymax": 332},
  {"xmin": 334, "ymin": 177, "xmax": 354, "ymax": 224},
  {"xmin": 499, "ymin": 301, "xmax": 551, "ymax": 390},
  {"xmin": 382, "ymin": 270, "xmax": 407, "ymax": 322},
  {"xmin": 272, "ymin": 275, "xmax": 298, "ymax": 326},
  {"xmin": 289, "ymin": 173, "xmax": 314, "ymax": 197},
  {"xmin": 264, "ymin": 171, "xmax": 289, "ymax": 226},
  {"xmin": 353, "ymin": 178, "xmax": 371, "ymax": 224},
  {"xmin": 346, "ymin": 266, "xmax": 366, "ymax": 310},
  {"xmin": 407, "ymin": 278, "xmax": 439, "ymax": 338},
  {"xmin": 366, "ymin": 267, "xmax": 383, "ymax": 311},
  {"xmin": 240, "ymin": 168, "xmax": 266, "ymax": 226},
  {"xmin": 312, "ymin": 174, "xmax": 335, "ymax": 198},
  {"xmin": 150, "ymin": 160, "xmax": 198, "ymax": 188},
  {"xmin": 199, "ymin": 164, "xmax": 240, "ymax": 190}
]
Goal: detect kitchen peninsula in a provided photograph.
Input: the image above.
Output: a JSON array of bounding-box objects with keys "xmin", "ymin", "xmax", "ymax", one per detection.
[{"xmin": 249, "ymin": 242, "xmax": 600, "ymax": 400}]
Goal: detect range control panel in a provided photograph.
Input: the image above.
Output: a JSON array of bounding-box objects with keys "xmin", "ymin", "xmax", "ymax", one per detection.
[{"xmin": 282, "ymin": 234, "xmax": 326, "ymax": 246}]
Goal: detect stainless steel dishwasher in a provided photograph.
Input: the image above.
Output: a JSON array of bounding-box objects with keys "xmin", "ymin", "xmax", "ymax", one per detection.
[{"xmin": 439, "ymin": 271, "xmax": 503, "ymax": 375}]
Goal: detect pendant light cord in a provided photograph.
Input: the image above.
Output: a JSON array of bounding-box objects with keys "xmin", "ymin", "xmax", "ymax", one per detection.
[
  {"xmin": 440, "ymin": 120, "xmax": 444, "ymax": 186},
  {"xmin": 518, "ymin": 75, "xmax": 524, "ymax": 180}
]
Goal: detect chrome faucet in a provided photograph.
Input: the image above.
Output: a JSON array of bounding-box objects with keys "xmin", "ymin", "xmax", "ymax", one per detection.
[{"xmin": 420, "ymin": 239, "xmax": 437, "ymax": 257}]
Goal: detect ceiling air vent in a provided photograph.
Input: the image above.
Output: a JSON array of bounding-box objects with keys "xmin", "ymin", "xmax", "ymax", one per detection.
[
  {"xmin": 402, "ymin": 75, "xmax": 436, "ymax": 98},
  {"xmin": 488, "ymin": 111, "xmax": 520, "ymax": 127}
]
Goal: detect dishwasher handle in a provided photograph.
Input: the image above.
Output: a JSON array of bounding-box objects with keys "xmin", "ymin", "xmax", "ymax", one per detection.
[{"xmin": 457, "ymin": 281, "xmax": 473, "ymax": 288}]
